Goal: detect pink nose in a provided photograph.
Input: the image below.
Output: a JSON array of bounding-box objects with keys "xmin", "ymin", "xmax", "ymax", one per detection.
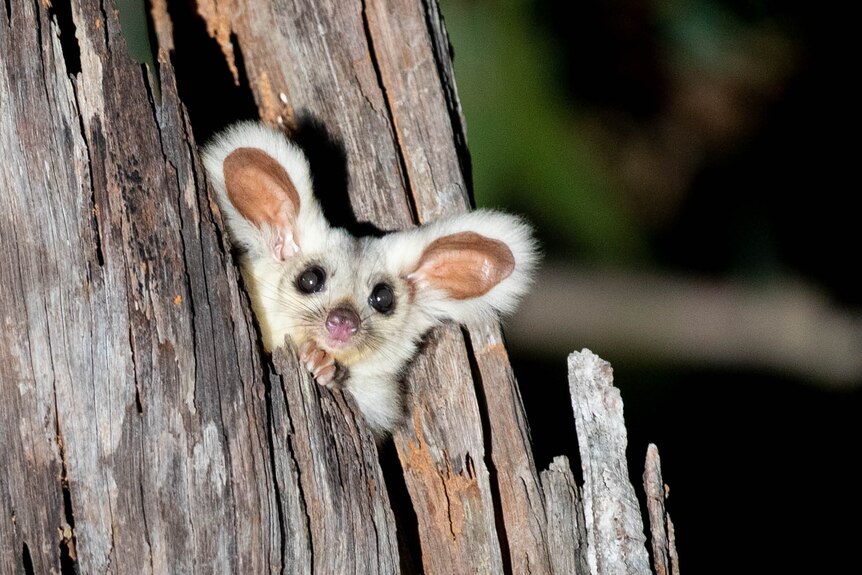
[{"xmin": 325, "ymin": 307, "xmax": 360, "ymax": 343}]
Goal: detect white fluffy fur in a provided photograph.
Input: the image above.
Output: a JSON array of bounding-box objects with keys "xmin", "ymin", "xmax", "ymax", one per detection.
[
  {"xmin": 203, "ymin": 121, "xmax": 330, "ymax": 258},
  {"xmin": 203, "ymin": 122, "xmax": 538, "ymax": 436},
  {"xmin": 380, "ymin": 210, "xmax": 538, "ymax": 325}
]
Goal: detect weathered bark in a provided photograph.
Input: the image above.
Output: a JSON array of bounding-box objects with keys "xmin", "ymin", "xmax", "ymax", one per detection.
[
  {"xmin": 541, "ymin": 456, "xmax": 590, "ymax": 575},
  {"xmin": 2, "ymin": 1, "xmax": 281, "ymax": 570},
  {"xmin": 569, "ymin": 350, "xmax": 652, "ymax": 575},
  {"xmin": 1, "ymin": 1, "xmax": 396, "ymax": 572},
  {"xmin": 2, "ymin": 0, "xmax": 679, "ymax": 573},
  {"xmin": 188, "ymin": 2, "xmax": 555, "ymax": 571},
  {"xmin": 643, "ymin": 444, "xmax": 680, "ymax": 575},
  {"xmin": 268, "ymin": 349, "xmax": 399, "ymax": 574}
]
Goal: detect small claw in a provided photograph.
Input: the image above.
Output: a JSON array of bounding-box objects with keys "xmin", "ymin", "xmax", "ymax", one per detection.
[
  {"xmin": 310, "ymin": 349, "xmax": 325, "ymax": 367},
  {"xmin": 318, "ymin": 353, "xmax": 335, "ymax": 369},
  {"xmin": 315, "ymin": 364, "xmax": 337, "ymax": 387},
  {"xmin": 299, "ymin": 339, "xmax": 341, "ymax": 388},
  {"xmin": 299, "ymin": 340, "xmax": 315, "ymax": 361}
]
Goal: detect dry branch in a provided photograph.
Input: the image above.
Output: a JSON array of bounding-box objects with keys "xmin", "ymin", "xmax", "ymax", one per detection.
[
  {"xmin": 643, "ymin": 444, "xmax": 680, "ymax": 575},
  {"xmin": 1, "ymin": 0, "xmax": 680, "ymax": 573},
  {"xmin": 540, "ymin": 456, "xmax": 590, "ymax": 575},
  {"xmin": 2, "ymin": 1, "xmax": 282, "ymax": 570},
  {"xmin": 569, "ymin": 350, "xmax": 652, "ymax": 575},
  {"xmin": 510, "ymin": 265, "xmax": 862, "ymax": 388}
]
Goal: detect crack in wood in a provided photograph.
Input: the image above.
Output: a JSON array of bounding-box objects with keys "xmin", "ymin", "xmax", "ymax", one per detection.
[
  {"xmin": 164, "ymin": 0, "xmax": 257, "ymax": 142},
  {"xmin": 71, "ymin": 95, "xmax": 105, "ymax": 277},
  {"xmin": 439, "ymin": 465, "xmax": 458, "ymax": 540},
  {"xmin": 70, "ymin": 80, "xmax": 106, "ymax": 268},
  {"xmin": 378, "ymin": 439, "xmax": 424, "ymax": 572},
  {"xmin": 461, "ymin": 326, "xmax": 514, "ymax": 574},
  {"xmin": 47, "ymin": 0, "xmax": 82, "ymax": 76},
  {"xmin": 358, "ymin": 0, "xmax": 420, "ymax": 227},
  {"xmin": 126, "ymin": 317, "xmax": 144, "ymax": 418},
  {"xmin": 273, "ymin": 362, "xmax": 315, "ymax": 573},
  {"xmin": 264, "ymin": 367, "xmax": 290, "ymax": 573},
  {"xmin": 139, "ymin": 62, "xmax": 164, "ymax": 140},
  {"xmin": 44, "ymin": 266, "xmax": 78, "ymax": 575},
  {"xmin": 21, "ymin": 542, "xmax": 34, "ymax": 575},
  {"xmin": 166, "ymin": 158, "xmax": 200, "ymax": 415},
  {"xmin": 104, "ymin": 521, "xmax": 116, "ymax": 574},
  {"xmin": 136, "ymin": 458, "xmax": 154, "ymax": 574},
  {"xmin": 418, "ymin": 0, "xmax": 473, "ymax": 201},
  {"xmin": 30, "ymin": 0, "xmax": 53, "ymax": 106},
  {"xmin": 55, "ymin": 431, "xmax": 78, "ymax": 574}
]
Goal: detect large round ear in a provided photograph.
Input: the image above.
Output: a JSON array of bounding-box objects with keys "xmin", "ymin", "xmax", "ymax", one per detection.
[
  {"xmin": 203, "ymin": 122, "xmax": 322, "ymax": 261},
  {"xmin": 394, "ymin": 210, "xmax": 539, "ymax": 323},
  {"xmin": 408, "ymin": 231, "xmax": 515, "ymax": 300},
  {"xmin": 223, "ymin": 147, "xmax": 301, "ymax": 260}
]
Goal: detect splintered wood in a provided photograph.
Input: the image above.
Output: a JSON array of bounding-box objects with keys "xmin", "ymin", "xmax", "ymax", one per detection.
[
  {"xmin": 643, "ymin": 444, "xmax": 681, "ymax": 575},
  {"xmin": 2, "ymin": 0, "xmax": 678, "ymax": 573},
  {"xmin": 269, "ymin": 348, "xmax": 399, "ymax": 573},
  {"xmin": 569, "ymin": 350, "xmax": 653, "ymax": 575},
  {"xmin": 2, "ymin": 1, "xmax": 285, "ymax": 571},
  {"xmin": 541, "ymin": 456, "xmax": 590, "ymax": 575}
]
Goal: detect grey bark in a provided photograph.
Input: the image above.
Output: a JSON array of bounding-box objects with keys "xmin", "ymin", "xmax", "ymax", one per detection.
[
  {"xmin": 644, "ymin": 444, "xmax": 681, "ymax": 575},
  {"xmin": 1, "ymin": 1, "xmax": 396, "ymax": 572},
  {"xmin": 569, "ymin": 350, "xmax": 653, "ymax": 575},
  {"xmin": 1, "ymin": 0, "xmax": 679, "ymax": 573},
  {"xmin": 541, "ymin": 456, "xmax": 590, "ymax": 575}
]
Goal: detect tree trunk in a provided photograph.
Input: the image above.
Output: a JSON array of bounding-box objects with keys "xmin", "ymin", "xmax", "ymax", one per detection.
[{"xmin": 0, "ymin": 1, "xmax": 678, "ymax": 573}]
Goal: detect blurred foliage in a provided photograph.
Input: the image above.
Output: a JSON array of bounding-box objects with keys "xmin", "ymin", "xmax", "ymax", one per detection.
[
  {"xmin": 441, "ymin": 0, "xmax": 796, "ymax": 268},
  {"xmin": 441, "ymin": 6, "xmax": 859, "ymax": 573},
  {"xmin": 116, "ymin": 0, "xmax": 159, "ymax": 96},
  {"xmin": 441, "ymin": 0, "xmax": 645, "ymax": 262},
  {"xmin": 116, "ymin": 0, "xmax": 155, "ymax": 65}
]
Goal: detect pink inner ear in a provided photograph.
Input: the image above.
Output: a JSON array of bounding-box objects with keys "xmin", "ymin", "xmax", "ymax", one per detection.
[
  {"xmin": 223, "ymin": 147, "xmax": 302, "ymax": 260},
  {"xmin": 409, "ymin": 231, "xmax": 515, "ymax": 300}
]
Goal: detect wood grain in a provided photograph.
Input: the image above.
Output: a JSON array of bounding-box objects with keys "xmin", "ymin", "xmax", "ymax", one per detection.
[
  {"xmin": 1, "ymin": 5, "xmax": 71, "ymax": 571},
  {"xmin": 190, "ymin": 0, "xmax": 518, "ymax": 568},
  {"xmin": 568, "ymin": 350, "xmax": 653, "ymax": 575},
  {"xmin": 540, "ymin": 456, "xmax": 590, "ymax": 575},
  {"xmin": 360, "ymin": 4, "xmax": 554, "ymax": 568},
  {"xmin": 643, "ymin": 444, "xmax": 680, "ymax": 575},
  {"xmin": 1, "ymin": 1, "xmax": 397, "ymax": 572},
  {"xmin": 270, "ymin": 348, "xmax": 399, "ymax": 574},
  {"xmin": 2, "ymin": 0, "xmax": 680, "ymax": 572}
]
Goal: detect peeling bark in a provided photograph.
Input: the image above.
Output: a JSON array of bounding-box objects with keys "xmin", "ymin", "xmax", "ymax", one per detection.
[
  {"xmin": 2, "ymin": 1, "xmax": 679, "ymax": 573},
  {"xmin": 541, "ymin": 456, "xmax": 590, "ymax": 575},
  {"xmin": 1, "ymin": 0, "xmax": 394, "ymax": 572},
  {"xmin": 569, "ymin": 350, "xmax": 652, "ymax": 575},
  {"xmin": 643, "ymin": 444, "xmax": 680, "ymax": 575}
]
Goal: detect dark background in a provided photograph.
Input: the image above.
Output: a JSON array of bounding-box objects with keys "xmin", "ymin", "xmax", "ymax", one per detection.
[{"xmin": 439, "ymin": 0, "xmax": 859, "ymax": 572}]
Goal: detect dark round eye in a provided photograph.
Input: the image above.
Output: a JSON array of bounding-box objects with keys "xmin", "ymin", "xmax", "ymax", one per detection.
[
  {"xmin": 296, "ymin": 266, "xmax": 326, "ymax": 294},
  {"xmin": 369, "ymin": 283, "xmax": 395, "ymax": 314}
]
